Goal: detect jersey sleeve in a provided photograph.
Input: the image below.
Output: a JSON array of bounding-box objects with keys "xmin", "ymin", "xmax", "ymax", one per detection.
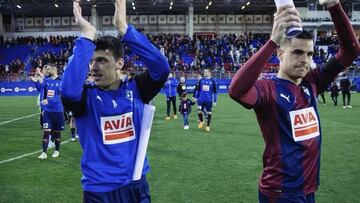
[
  {"xmin": 134, "ymin": 70, "xmax": 167, "ymax": 103},
  {"xmin": 61, "ymin": 86, "xmax": 88, "ymax": 117},
  {"xmin": 193, "ymin": 80, "xmax": 200, "ymax": 98},
  {"xmin": 212, "ymin": 79, "xmax": 218, "ymax": 103},
  {"xmin": 61, "ymin": 37, "xmax": 95, "ymax": 102},
  {"xmin": 305, "ymin": 58, "xmax": 344, "ymax": 95},
  {"xmin": 122, "ymin": 25, "xmax": 170, "ymax": 103},
  {"xmin": 229, "ymin": 40, "xmax": 278, "ymax": 107},
  {"xmin": 176, "ymin": 83, "xmax": 182, "ymax": 95},
  {"xmin": 329, "ymin": 3, "xmax": 360, "ymax": 67},
  {"xmin": 34, "ymin": 81, "xmax": 43, "ymax": 92}
]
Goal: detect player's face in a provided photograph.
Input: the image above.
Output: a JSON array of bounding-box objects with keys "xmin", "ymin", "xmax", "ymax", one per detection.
[
  {"xmin": 45, "ymin": 67, "xmax": 56, "ymax": 77},
  {"xmin": 90, "ymin": 49, "xmax": 123, "ymax": 90},
  {"xmin": 204, "ymin": 70, "xmax": 211, "ymax": 78},
  {"xmin": 278, "ymin": 38, "xmax": 314, "ymax": 83},
  {"xmin": 42, "ymin": 68, "xmax": 49, "ymax": 77}
]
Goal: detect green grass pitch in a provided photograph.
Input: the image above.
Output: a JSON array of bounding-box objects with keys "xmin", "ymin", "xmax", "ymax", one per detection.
[{"xmin": 0, "ymin": 93, "xmax": 359, "ymax": 202}]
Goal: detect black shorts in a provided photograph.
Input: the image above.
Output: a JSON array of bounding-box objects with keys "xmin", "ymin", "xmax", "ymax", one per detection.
[{"xmin": 83, "ymin": 176, "xmax": 150, "ymax": 203}]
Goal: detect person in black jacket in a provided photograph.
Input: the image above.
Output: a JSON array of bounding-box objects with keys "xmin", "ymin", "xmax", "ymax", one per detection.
[
  {"xmin": 177, "ymin": 76, "xmax": 187, "ymax": 98},
  {"xmin": 340, "ymin": 74, "xmax": 352, "ymax": 108},
  {"xmin": 330, "ymin": 81, "xmax": 339, "ymax": 106}
]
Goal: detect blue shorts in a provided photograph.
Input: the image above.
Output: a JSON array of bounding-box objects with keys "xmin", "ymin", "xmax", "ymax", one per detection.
[
  {"xmin": 42, "ymin": 111, "xmax": 64, "ymax": 131},
  {"xmin": 259, "ymin": 191, "xmax": 315, "ymax": 203},
  {"xmin": 83, "ymin": 176, "xmax": 150, "ymax": 203},
  {"xmin": 197, "ymin": 100, "xmax": 213, "ymax": 113}
]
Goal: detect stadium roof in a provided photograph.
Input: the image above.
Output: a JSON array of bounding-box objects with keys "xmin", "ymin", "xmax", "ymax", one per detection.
[{"xmin": 0, "ymin": 0, "xmax": 358, "ymax": 18}]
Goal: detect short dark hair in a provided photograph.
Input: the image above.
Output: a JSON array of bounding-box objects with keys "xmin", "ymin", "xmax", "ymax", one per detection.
[
  {"xmin": 294, "ymin": 30, "xmax": 314, "ymax": 40},
  {"xmin": 95, "ymin": 36, "xmax": 124, "ymax": 60},
  {"xmin": 281, "ymin": 30, "xmax": 314, "ymax": 47}
]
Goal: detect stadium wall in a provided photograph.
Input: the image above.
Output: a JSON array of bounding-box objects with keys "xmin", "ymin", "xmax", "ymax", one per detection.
[
  {"xmin": 2, "ymin": 78, "xmax": 360, "ymax": 96},
  {"xmin": 0, "ymin": 79, "xmax": 231, "ymax": 96}
]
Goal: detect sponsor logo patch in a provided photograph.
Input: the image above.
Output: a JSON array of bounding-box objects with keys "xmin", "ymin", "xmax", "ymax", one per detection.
[
  {"xmin": 47, "ymin": 90, "xmax": 55, "ymax": 97},
  {"xmin": 202, "ymin": 85, "xmax": 210, "ymax": 91},
  {"xmin": 289, "ymin": 107, "xmax": 320, "ymax": 142},
  {"xmin": 100, "ymin": 112, "xmax": 135, "ymax": 145}
]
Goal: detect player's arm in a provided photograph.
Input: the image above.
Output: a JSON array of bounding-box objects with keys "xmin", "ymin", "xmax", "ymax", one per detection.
[
  {"xmin": 114, "ymin": 0, "xmax": 169, "ymax": 103},
  {"xmin": 46, "ymin": 88, "xmax": 61, "ymax": 106},
  {"xmin": 33, "ymin": 79, "xmax": 44, "ymax": 92},
  {"xmin": 61, "ymin": 1, "xmax": 96, "ymax": 115},
  {"xmin": 306, "ymin": 1, "xmax": 360, "ymax": 93},
  {"xmin": 229, "ymin": 6, "xmax": 301, "ymax": 107},
  {"xmin": 228, "ymin": 41, "xmax": 278, "ymax": 106},
  {"xmin": 212, "ymin": 79, "xmax": 218, "ymax": 104},
  {"xmin": 172, "ymin": 79, "xmax": 178, "ymax": 88},
  {"xmin": 176, "ymin": 83, "xmax": 182, "ymax": 96},
  {"xmin": 326, "ymin": 1, "xmax": 359, "ymax": 68},
  {"xmin": 193, "ymin": 81, "xmax": 200, "ymax": 99}
]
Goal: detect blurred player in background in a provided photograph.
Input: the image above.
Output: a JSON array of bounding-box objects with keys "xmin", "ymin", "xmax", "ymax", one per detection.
[
  {"xmin": 229, "ymin": 0, "xmax": 359, "ymax": 201},
  {"xmin": 330, "ymin": 81, "xmax": 339, "ymax": 106},
  {"xmin": 340, "ymin": 73, "xmax": 352, "ymax": 108},
  {"xmin": 163, "ymin": 73, "xmax": 178, "ymax": 120},
  {"xmin": 35, "ymin": 65, "xmax": 64, "ymax": 159},
  {"xmin": 177, "ymin": 76, "xmax": 187, "ymax": 98},
  {"xmin": 194, "ymin": 69, "xmax": 217, "ymax": 132}
]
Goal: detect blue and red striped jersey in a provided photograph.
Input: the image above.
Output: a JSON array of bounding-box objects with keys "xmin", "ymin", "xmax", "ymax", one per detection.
[{"xmin": 254, "ymin": 67, "xmax": 332, "ymax": 198}]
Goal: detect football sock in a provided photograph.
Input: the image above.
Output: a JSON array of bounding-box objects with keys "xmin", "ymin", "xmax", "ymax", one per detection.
[
  {"xmin": 207, "ymin": 114, "xmax": 212, "ymax": 126},
  {"xmin": 71, "ymin": 128, "xmax": 76, "ymax": 138},
  {"xmin": 53, "ymin": 131, "xmax": 61, "ymax": 151},
  {"xmin": 42, "ymin": 131, "xmax": 50, "ymax": 152},
  {"xmin": 198, "ymin": 112, "xmax": 203, "ymax": 122}
]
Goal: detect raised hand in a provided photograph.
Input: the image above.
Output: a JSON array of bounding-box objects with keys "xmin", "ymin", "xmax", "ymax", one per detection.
[
  {"xmin": 113, "ymin": 0, "xmax": 128, "ymax": 36},
  {"xmin": 30, "ymin": 76, "xmax": 37, "ymax": 82},
  {"xmin": 73, "ymin": 1, "xmax": 96, "ymax": 40},
  {"xmin": 270, "ymin": 5, "xmax": 302, "ymax": 46},
  {"xmin": 319, "ymin": 0, "xmax": 339, "ymax": 8}
]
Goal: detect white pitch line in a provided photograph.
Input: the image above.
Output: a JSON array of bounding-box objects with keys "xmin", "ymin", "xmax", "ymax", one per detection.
[
  {"xmin": 0, "ymin": 113, "xmax": 40, "ymax": 126},
  {"xmin": 325, "ymin": 120, "xmax": 360, "ymax": 131},
  {"xmin": 0, "ymin": 139, "xmax": 72, "ymax": 165}
]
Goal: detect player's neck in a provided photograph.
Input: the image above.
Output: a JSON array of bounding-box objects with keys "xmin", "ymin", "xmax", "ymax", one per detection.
[
  {"xmin": 51, "ymin": 74, "xmax": 58, "ymax": 80},
  {"xmin": 100, "ymin": 79, "xmax": 121, "ymax": 91},
  {"xmin": 277, "ymin": 73, "xmax": 302, "ymax": 85}
]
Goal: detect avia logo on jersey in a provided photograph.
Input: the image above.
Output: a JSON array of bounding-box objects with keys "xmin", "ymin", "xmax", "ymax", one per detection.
[
  {"xmin": 100, "ymin": 112, "xmax": 136, "ymax": 145},
  {"xmin": 47, "ymin": 90, "xmax": 55, "ymax": 98},
  {"xmin": 289, "ymin": 107, "xmax": 320, "ymax": 142},
  {"xmin": 202, "ymin": 85, "xmax": 210, "ymax": 91}
]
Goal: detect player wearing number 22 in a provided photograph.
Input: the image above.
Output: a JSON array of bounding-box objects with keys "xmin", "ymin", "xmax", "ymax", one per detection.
[{"xmin": 229, "ymin": 0, "xmax": 360, "ymax": 201}]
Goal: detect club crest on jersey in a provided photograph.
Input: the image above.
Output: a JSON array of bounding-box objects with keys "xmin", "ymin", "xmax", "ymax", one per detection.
[
  {"xmin": 302, "ymin": 86, "xmax": 310, "ymax": 96},
  {"xmin": 126, "ymin": 90, "xmax": 133, "ymax": 101},
  {"xmin": 112, "ymin": 100, "xmax": 118, "ymax": 108},
  {"xmin": 100, "ymin": 112, "xmax": 136, "ymax": 145},
  {"xmin": 289, "ymin": 107, "xmax": 320, "ymax": 142},
  {"xmin": 96, "ymin": 95, "xmax": 103, "ymax": 104}
]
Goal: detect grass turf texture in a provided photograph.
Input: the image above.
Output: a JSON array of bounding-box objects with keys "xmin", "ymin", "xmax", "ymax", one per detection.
[{"xmin": 0, "ymin": 93, "xmax": 359, "ymax": 202}]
